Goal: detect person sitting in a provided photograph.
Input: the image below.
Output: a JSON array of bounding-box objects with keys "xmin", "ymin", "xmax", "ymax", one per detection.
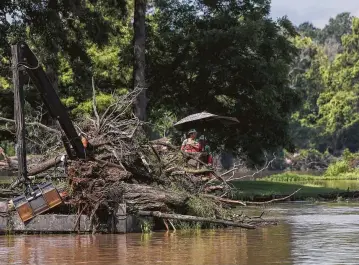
[{"xmin": 181, "ymin": 129, "xmax": 201, "ymax": 153}]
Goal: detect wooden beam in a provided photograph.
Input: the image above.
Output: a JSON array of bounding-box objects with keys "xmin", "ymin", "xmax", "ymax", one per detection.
[{"xmin": 11, "ymin": 44, "xmax": 28, "ymax": 184}]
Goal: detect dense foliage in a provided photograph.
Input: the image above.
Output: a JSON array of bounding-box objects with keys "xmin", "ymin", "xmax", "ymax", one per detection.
[
  {"xmin": 4, "ymin": 0, "xmax": 346, "ymax": 164},
  {"xmin": 291, "ymin": 13, "xmax": 359, "ymax": 156},
  {"xmin": 146, "ymin": 0, "xmax": 300, "ymax": 163},
  {"xmin": 0, "ymin": 0, "xmax": 131, "ymax": 139}
]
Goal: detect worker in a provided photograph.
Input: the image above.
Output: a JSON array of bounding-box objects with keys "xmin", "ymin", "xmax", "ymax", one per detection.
[
  {"xmin": 78, "ymin": 132, "xmax": 88, "ymax": 148},
  {"xmin": 181, "ymin": 129, "xmax": 201, "ymax": 153},
  {"xmin": 199, "ymin": 135, "xmax": 213, "ymax": 166},
  {"xmin": 79, "ymin": 133, "xmax": 88, "ymax": 158},
  {"xmin": 205, "ymin": 144, "xmax": 213, "ymax": 166}
]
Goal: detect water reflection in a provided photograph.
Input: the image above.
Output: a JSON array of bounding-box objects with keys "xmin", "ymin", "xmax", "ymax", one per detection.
[
  {"xmin": 2, "ymin": 204, "xmax": 359, "ymax": 265},
  {"xmin": 288, "ymin": 204, "xmax": 359, "ymax": 265},
  {"xmin": 0, "ymin": 225, "xmax": 292, "ymax": 265}
]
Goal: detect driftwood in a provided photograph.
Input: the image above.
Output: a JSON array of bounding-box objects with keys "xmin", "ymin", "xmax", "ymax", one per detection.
[
  {"xmin": 203, "ymin": 194, "xmax": 247, "ymax": 206},
  {"xmin": 245, "ymin": 188, "xmax": 301, "ymax": 205},
  {"xmin": 138, "ymin": 211, "xmax": 255, "ymax": 229},
  {"xmin": 203, "ymin": 188, "xmax": 302, "ymax": 207}
]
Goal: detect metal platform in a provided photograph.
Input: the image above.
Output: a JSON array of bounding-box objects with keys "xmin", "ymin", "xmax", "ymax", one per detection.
[{"xmin": 0, "ymin": 204, "xmax": 144, "ymax": 234}]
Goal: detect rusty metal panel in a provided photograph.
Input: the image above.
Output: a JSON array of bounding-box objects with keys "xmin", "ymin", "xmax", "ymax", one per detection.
[{"xmin": 13, "ymin": 195, "xmax": 34, "ymax": 222}]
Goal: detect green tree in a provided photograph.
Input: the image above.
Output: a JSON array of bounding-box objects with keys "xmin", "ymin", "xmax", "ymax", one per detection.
[
  {"xmin": 0, "ymin": 0, "xmax": 131, "ymax": 142},
  {"xmin": 290, "ymin": 16, "xmax": 359, "ymax": 155},
  {"xmin": 297, "ymin": 22, "xmax": 320, "ymax": 40},
  {"xmin": 146, "ymin": 0, "xmax": 300, "ymax": 162},
  {"xmin": 319, "ymin": 12, "xmax": 353, "ymax": 44},
  {"xmin": 0, "ymin": 1, "xmax": 131, "ymax": 112}
]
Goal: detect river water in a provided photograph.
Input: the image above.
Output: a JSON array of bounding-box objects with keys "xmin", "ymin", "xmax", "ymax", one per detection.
[{"xmin": 1, "ymin": 203, "xmax": 359, "ymax": 265}]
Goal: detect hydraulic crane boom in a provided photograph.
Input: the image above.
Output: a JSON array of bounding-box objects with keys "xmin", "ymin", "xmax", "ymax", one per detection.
[
  {"xmin": 10, "ymin": 42, "xmax": 85, "ymax": 222},
  {"xmin": 14, "ymin": 42, "xmax": 85, "ymax": 160}
]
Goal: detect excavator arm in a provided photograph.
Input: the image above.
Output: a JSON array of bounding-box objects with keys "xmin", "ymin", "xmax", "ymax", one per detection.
[
  {"xmin": 10, "ymin": 42, "xmax": 85, "ymax": 222},
  {"xmin": 15, "ymin": 42, "xmax": 85, "ymax": 159}
]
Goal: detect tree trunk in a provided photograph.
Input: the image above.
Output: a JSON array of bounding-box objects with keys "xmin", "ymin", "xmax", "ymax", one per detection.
[
  {"xmin": 133, "ymin": 0, "xmax": 147, "ymax": 121},
  {"xmin": 28, "ymin": 156, "xmax": 64, "ymax": 176},
  {"xmin": 122, "ymin": 183, "xmax": 188, "ymax": 212}
]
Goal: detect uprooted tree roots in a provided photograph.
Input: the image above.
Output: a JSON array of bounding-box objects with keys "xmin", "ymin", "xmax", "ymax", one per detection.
[{"xmin": 2, "ymin": 89, "xmax": 296, "ymax": 232}]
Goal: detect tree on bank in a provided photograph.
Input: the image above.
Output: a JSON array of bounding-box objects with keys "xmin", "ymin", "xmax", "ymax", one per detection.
[{"xmin": 291, "ymin": 15, "xmax": 359, "ymax": 155}]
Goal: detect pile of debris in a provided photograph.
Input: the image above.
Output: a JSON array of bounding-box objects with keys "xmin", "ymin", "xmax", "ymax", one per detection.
[{"xmin": 2, "ymin": 90, "xmax": 281, "ymax": 231}]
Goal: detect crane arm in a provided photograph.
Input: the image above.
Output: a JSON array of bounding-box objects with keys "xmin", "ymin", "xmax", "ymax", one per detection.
[{"xmin": 15, "ymin": 42, "xmax": 85, "ymax": 159}]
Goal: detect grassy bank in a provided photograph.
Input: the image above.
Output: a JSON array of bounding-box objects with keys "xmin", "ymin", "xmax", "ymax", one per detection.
[
  {"xmin": 261, "ymin": 172, "xmax": 359, "ymax": 182},
  {"xmin": 231, "ymin": 180, "xmax": 357, "ymax": 201}
]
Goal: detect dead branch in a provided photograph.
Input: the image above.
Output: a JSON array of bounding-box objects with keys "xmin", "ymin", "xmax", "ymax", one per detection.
[
  {"xmin": 226, "ymin": 153, "xmax": 276, "ymax": 182},
  {"xmin": 150, "ymin": 140, "xmax": 178, "ymax": 150},
  {"xmin": 92, "ymin": 76, "xmax": 100, "ymax": 130},
  {"xmin": 138, "ymin": 211, "xmax": 255, "ymax": 229},
  {"xmin": 203, "ymin": 194, "xmax": 246, "ymax": 206},
  {"xmin": 0, "ymin": 116, "xmax": 60, "ymax": 134},
  {"xmin": 220, "ymin": 160, "xmax": 244, "ymax": 177},
  {"xmin": 203, "ymin": 185, "xmax": 224, "ymax": 193},
  {"xmin": 94, "ymin": 158, "xmax": 126, "ymax": 171},
  {"xmin": 148, "ymin": 144, "xmax": 162, "ymax": 175},
  {"xmin": 246, "ymin": 188, "xmax": 301, "ymax": 205},
  {"xmin": 28, "ymin": 155, "xmax": 65, "ymax": 176},
  {"xmin": 0, "ymin": 148, "xmax": 14, "ymax": 168}
]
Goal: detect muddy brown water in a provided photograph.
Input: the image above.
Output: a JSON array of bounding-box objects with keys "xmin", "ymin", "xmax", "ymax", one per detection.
[{"xmin": 1, "ymin": 203, "xmax": 359, "ymax": 265}]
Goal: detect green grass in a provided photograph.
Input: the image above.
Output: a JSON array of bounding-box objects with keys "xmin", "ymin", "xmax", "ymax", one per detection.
[
  {"xmin": 261, "ymin": 172, "xmax": 359, "ymax": 182},
  {"xmin": 231, "ymin": 180, "xmax": 349, "ymax": 201}
]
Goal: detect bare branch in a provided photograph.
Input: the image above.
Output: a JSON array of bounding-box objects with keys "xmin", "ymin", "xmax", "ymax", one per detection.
[
  {"xmin": 92, "ymin": 76, "xmax": 100, "ymax": 130},
  {"xmin": 138, "ymin": 211, "xmax": 255, "ymax": 229},
  {"xmin": 220, "ymin": 162, "xmax": 243, "ymax": 177},
  {"xmin": 246, "ymin": 188, "xmax": 301, "ymax": 205},
  {"xmin": 203, "ymin": 194, "xmax": 246, "ymax": 206},
  {"xmin": 227, "ymin": 154, "xmax": 276, "ymax": 182},
  {"xmin": 0, "ymin": 116, "xmax": 60, "ymax": 134}
]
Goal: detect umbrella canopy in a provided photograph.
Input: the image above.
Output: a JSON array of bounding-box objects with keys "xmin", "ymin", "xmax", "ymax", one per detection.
[{"xmin": 173, "ymin": 111, "xmax": 239, "ymax": 131}]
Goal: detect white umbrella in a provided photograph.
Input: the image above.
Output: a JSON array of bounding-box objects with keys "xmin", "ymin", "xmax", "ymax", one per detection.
[{"xmin": 174, "ymin": 111, "xmax": 239, "ymax": 131}]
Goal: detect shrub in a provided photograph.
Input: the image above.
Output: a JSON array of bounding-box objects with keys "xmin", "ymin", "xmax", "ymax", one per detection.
[
  {"xmin": 324, "ymin": 149, "xmax": 359, "ymax": 176},
  {"xmin": 325, "ymin": 160, "xmax": 351, "ymax": 176}
]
